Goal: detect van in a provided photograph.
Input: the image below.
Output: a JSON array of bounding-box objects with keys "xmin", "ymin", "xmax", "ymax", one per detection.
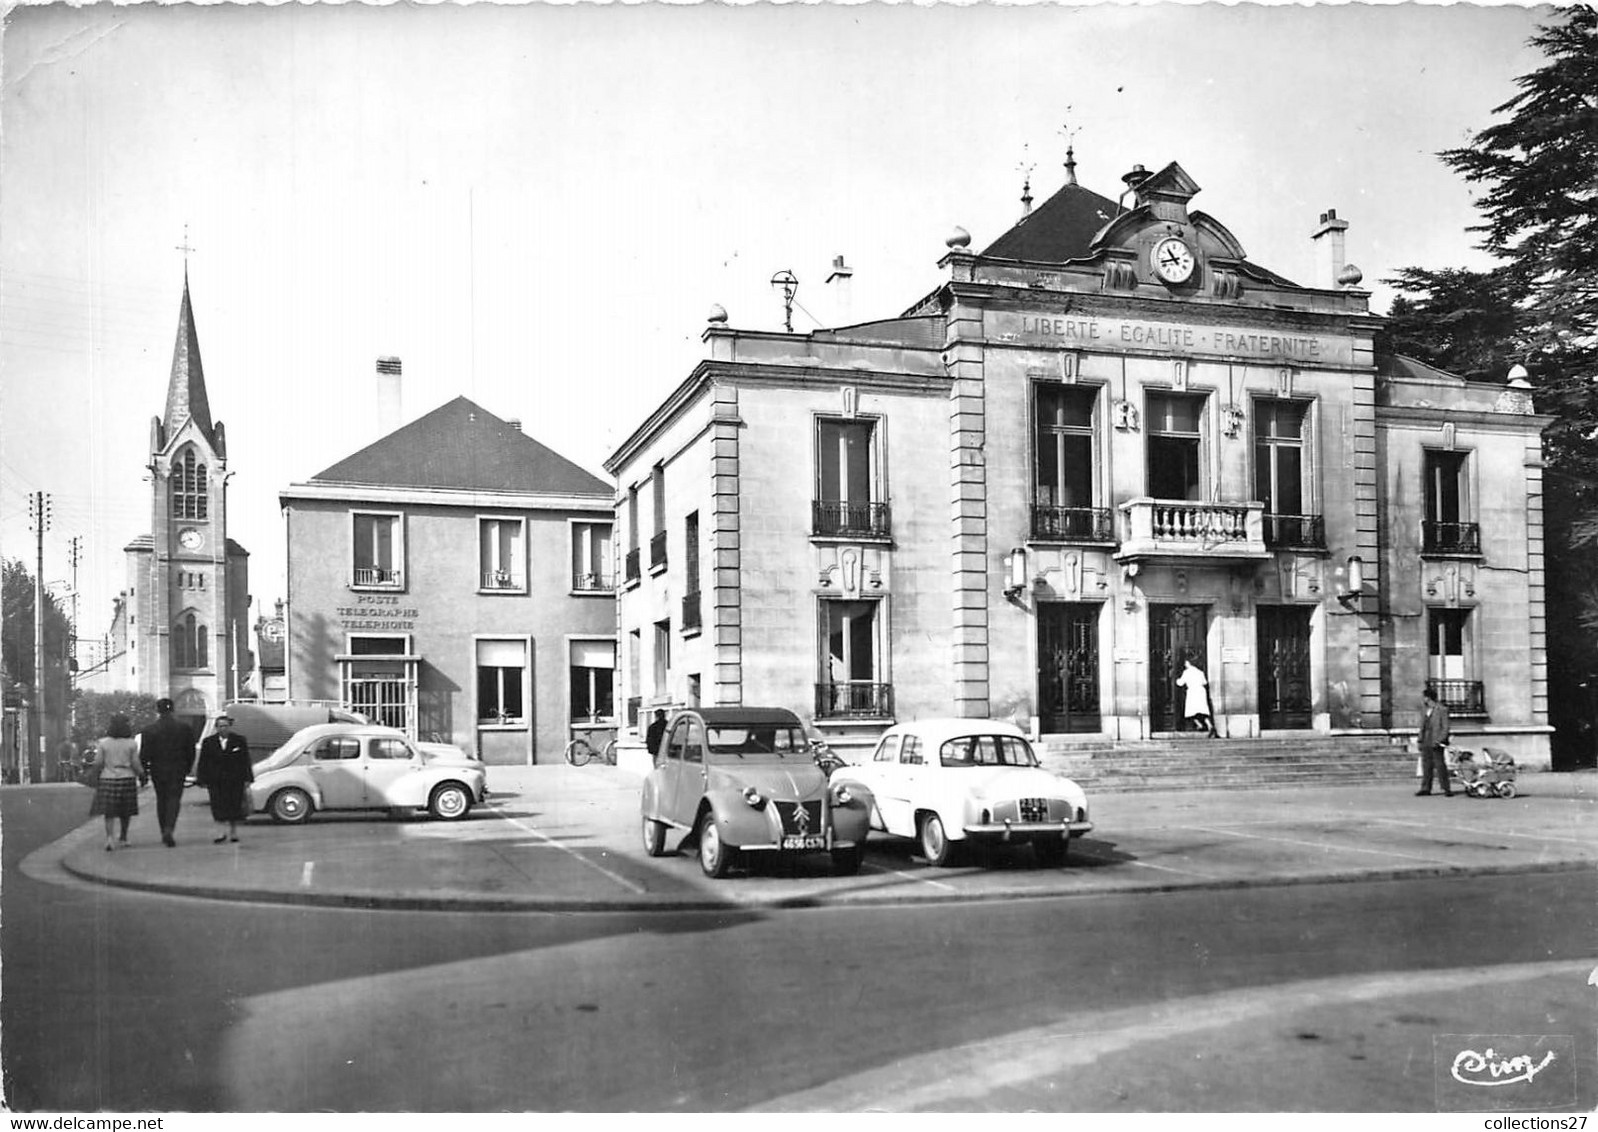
[{"xmin": 198, "ymin": 702, "xmax": 369, "ymax": 763}]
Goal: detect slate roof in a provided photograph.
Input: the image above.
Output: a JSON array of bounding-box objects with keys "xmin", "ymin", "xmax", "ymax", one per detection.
[
  {"xmin": 310, "ymin": 396, "xmax": 610, "ymax": 496},
  {"xmin": 163, "ymin": 275, "xmax": 217, "ymax": 447},
  {"xmin": 981, "ymin": 182, "xmax": 1122, "ymax": 262}
]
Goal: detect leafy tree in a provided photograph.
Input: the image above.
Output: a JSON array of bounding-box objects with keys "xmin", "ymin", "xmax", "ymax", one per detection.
[
  {"xmin": 71, "ymin": 690, "xmax": 160, "ymax": 752},
  {"xmin": 1398, "ymin": 6, "xmax": 1598, "ymax": 767},
  {"xmin": 2, "ymin": 557, "xmax": 72, "ymax": 716}
]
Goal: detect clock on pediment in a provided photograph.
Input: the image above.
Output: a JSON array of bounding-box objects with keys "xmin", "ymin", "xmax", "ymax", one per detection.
[
  {"xmin": 178, "ymin": 527, "xmax": 204, "ymax": 551},
  {"xmin": 1151, "ymin": 236, "xmax": 1196, "ymax": 285}
]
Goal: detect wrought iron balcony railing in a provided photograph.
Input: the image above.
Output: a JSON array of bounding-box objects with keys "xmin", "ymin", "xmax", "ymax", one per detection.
[
  {"xmin": 1426, "ymin": 679, "xmax": 1487, "ymax": 717},
  {"xmin": 682, "ymin": 590, "xmax": 702, "ymax": 632},
  {"xmin": 1263, "ymin": 513, "xmax": 1327, "ymax": 551},
  {"xmin": 815, "ymin": 681, "xmax": 894, "ymax": 720},
  {"xmin": 812, "ymin": 500, "xmax": 892, "ymax": 539},
  {"xmin": 1423, "ymin": 521, "xmax": 1482, "ymax": 556},
  {"xmin": 650, "ymin": 531, "xmax": 668, "ymax": 570},
  {"xmin": 624, "ymin": 548, "xmax": 641, "ymax": 584},
  {"xmin": 352, "ymin": 566, "xmax": 403, "ymax": 588},
  {"xmin": 572, "ymin": 571, "xmax": 616, "ymax": 592},
  {"xmin": 480, "ymin": 570, "xmax": 525, "ymax": 590},
  {"xmin": 1031, "ymin": 505, "xmax": 1114, "ymax": 542}
]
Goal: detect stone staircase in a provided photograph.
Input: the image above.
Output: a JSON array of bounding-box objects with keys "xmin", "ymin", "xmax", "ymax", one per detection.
[{"xmin": 1035, "ymin": 734, "xmax": 1416, "ymax": 793}]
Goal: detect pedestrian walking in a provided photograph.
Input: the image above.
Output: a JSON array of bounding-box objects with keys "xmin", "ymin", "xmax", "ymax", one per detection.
[
  {"xmin": 195, "ymin": 712, "xmax": 253, "ymax": 843},
  {"xmin": 89, "ymin": 713, "xmax": 146, "ymax": 851},
  {"xmin": 1175, "ymin": 657, "xmax": 1219, "ymax": 737},
  {"xmin": 1416, "ymin": 685, "xmax": 1454, "ymax": 796},
  {"xmin": 139, "ymin": 697, "xmax": 196, "ymax": 847}
]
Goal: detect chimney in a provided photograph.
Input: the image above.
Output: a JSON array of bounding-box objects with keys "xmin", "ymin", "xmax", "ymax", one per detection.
[
  {"xmin": 507, "ymin": 418, "xmax": 522, "ymax": 433},
  {"xmin": 825, "ymin": 254, "xmax": 854, "ymax": 327},
  {"xmin": 1311, "ymin": 209, "xmax": 1349, "ymax": 289},
  {"xmin": 375, "ymin": 356, "xmax": 402, "ymax": 436}
]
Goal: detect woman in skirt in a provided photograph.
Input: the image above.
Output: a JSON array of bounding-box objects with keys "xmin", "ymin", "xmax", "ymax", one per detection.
[{"xmin": 90, "ymin": 713, "xmax": 146, "ymax": 850}]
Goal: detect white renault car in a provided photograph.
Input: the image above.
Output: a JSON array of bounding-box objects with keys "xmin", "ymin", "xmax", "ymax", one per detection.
[
  {"xmin": 829, "ymin": 718, "xmax": 1092, "ymax": 867},
  {"xmin": 249, "ymin": 723, "xmax": 487, "ymax": 824}
]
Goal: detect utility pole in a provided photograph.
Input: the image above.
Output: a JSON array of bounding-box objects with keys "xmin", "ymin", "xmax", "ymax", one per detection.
[
  {"xmin": 68, "ymin": 536, "xmax": 81, "ymax": 679},
  {"xmin": 29, "ymin": 491, "xmax": 50, "ymax": 784}
]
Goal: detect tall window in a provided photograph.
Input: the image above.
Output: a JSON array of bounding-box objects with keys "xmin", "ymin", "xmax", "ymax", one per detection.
[
  {"xmin": 625, "ymin": 486, "xmax": 641, "ymax": 584},
  {"xmin": 572, "ymin": 521, "xmax": 614, "ymax": 591},
  {"xmin": 569, "ymin": 640, "xmax": 616, "ymax": 723},
  {"xmin": 815, "ymin": 418, "xmax": 887, "ymax": 537},
  {"xmin": 653, "ymin": 619, "xmax": 671, "ymax": 696},
  {"xmin": 172, "ymin": 611, "xmax": 208, "ymax": 670},
  {"xmin": 818, "ymin": 599, "xmax": 889, "ymax": 717},
  {"xmin": 650, "ymin": 463, "xmax": 668, "ymax": 571},
  {"xmin": 477, "ymin": 639, "xmax": 526, "ymax": 725},
  {"xmin": 1424, "ymin": 451, "xmax": 1479, "ymax": 553},
  {"xmin": 1427, "ymin": 608, "xmax": 1485, "ymax": 714},
  {"xmin": 1256, "ymin": 400, "xmax": 1320, "ymax": 548},
  {"xmin": 479, "ymin": 517, "xmax": 525, "ymax": 590},
  {"xmin": 352, "ymin": 513, "xmax": 402, "ymax": 587},
  {"xmin": 1034, "ymin": 384, "xmax": 1102, "ymax": 539},
  {"xmin": 1146, "ymin": 393, "xmax": 1205, "ymax": 501},
  {"xmin": 171, "ymin": 448, "xmax": 208, "ymax": 520}
]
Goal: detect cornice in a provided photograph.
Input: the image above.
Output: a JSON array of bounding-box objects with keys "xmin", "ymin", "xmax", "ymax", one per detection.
[{"xmin": 279, "ymin": 481, "xmax": 612, "ymax": 512}]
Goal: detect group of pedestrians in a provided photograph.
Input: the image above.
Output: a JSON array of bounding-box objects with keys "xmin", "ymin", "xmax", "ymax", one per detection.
[{"xmin": 84, "ymin": 698, "xmax": 256, "ymax": 851}]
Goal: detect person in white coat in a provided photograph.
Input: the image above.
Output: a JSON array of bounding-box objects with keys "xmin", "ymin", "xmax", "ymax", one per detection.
[{"xmin": 1176, "ymin": 657, "xmax": 1219, "ymax": 737}]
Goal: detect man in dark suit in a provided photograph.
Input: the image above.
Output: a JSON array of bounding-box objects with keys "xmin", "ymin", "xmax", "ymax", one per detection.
[
  {"xmin": 1416, "ymin": 685, "xmax": 1454, "ymax": 797},
  {"xmin": 645, "ymin": 709, "xmax": 668, "ymax": 759},
  {"xmin": 140, "ymin": 697, "xmax": 197, "ymax": 846}
]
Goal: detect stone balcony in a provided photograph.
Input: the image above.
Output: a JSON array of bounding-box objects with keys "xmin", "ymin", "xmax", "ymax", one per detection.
[{"xmin": 1115, "ymin": 498, "xmax": 1272, "ymax": 564}]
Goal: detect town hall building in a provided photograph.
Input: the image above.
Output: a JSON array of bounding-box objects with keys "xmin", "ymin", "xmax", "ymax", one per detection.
[{"xmin": 606, "ymin": 158, "xmax": 1553, "ymax": 769}]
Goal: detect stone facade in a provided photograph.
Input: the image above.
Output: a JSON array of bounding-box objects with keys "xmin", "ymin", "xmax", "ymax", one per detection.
[{"xmin": 606, "ymin": 162, "xmax": 1553, "ymax": 769}]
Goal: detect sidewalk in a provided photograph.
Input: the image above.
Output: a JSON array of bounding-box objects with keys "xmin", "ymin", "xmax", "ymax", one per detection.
[{"xmin": 49, "ymin": 763, "xmax": 1598, "ymax": 912}]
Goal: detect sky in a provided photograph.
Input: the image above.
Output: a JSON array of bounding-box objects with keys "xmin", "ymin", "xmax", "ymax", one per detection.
[{"xmin": 0, "ymin": 0, "xmax": 1556, "ymax": 655}]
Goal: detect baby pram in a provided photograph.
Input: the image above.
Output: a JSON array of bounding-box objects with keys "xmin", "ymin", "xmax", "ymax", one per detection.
[{"xmin": 1445, "ymin": 745, "xmax": 1519, "ymax": 799}]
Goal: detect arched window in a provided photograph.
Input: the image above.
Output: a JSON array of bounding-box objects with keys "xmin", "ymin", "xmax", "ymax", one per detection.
[
  {"xmin": 171, "ymin": 448, "xmax": 208, "ymax": 520},
  {"xmin": 173, "ymin": 612, "xmax": 208, "ymax": 670}
]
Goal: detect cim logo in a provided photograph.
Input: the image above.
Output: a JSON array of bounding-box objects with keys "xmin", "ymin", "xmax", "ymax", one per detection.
[{"xmin": 1434, "ymin": 1035, "xmax": 1576, "ymax": 1111}]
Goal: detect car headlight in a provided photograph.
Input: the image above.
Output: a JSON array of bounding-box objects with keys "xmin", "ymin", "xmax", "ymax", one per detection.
[
  {"xmin": 831, "ymin": 783, "xmax": 853, "ymax": 806},
  {"xmin": 742, "ymin": 785, "xmax": 765, "ymax": 808}
]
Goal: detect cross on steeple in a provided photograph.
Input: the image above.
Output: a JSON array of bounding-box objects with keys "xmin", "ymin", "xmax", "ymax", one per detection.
[{"xmin": 175, "ymin": 224, "xmax": 196, "ymax": 262}]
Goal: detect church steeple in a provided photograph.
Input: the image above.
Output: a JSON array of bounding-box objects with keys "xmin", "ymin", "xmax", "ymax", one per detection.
[{"xmin": 162, "ymin": 271, "xmax": 217, "ymax": 450}]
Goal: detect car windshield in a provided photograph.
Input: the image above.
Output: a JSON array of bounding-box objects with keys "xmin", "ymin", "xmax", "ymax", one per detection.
[
  {"xmin": 706, "ymin": 726, "xmax": 808, "ymax": 761},
  {"xmin": 939, "ymin": 734, "xmax": 1039, "ymax": 769}
]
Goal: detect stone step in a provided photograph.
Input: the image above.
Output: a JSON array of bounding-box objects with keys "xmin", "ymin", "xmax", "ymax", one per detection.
[{"xmin": 1035, "ymin": 736, "xmax": 1417, "ymax": 793}]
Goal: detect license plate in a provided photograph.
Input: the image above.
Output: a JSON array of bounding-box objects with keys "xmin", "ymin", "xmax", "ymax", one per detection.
[{"xmin": 781, "ymin": 835, "xmax": 826, "ymax": 850}]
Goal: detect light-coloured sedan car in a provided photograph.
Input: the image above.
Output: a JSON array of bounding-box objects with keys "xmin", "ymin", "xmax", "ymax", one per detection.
[
  {"xmin": 830, "ymin": 718, "xmax": 1091, "ymax": 867},
  {"xmin": 249, "ymin": 723, "xmax": 487, "ymax": 824},
  {"xmin": 640, "ymin": 707, "xmax": 874, "ymax": 877}
]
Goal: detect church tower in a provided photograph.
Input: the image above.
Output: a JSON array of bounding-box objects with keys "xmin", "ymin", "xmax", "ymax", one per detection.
[{"xmin": 124, "ymin": 274, "xmax": 251, "ymax": 730}]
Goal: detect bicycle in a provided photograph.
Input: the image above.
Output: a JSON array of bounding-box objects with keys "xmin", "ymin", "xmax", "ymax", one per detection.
[{"xmin": 563, "ymin": 735, "xmax": 618, "ymax": 767}]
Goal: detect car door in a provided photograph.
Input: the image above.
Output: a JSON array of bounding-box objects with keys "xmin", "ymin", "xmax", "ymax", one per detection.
[
  {"xmin": 306, "ymin": 735, "xmax": 363, "ymax": 807},
  {"xmin": 363, "ymin": 736, "xmax": 417, "ymax": 804},
  {"xmin": 878, "ymin": 734, "xmax": 925, "ymax": 839},
  {"xmin": 660, "ymin": 715, "xmax": 707, "ymax": 828}
]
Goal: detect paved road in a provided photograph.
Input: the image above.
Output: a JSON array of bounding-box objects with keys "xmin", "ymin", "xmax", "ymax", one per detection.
[{"xmin": 7, "ymin": 781, "xmax": 1595, "ymax": 1112}]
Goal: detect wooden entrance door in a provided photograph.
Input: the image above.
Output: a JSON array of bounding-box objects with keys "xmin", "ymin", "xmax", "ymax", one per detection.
[
  {"xmin": 1038, "ymin": 603, "xmax": 1101, "ymax": 734},
  {"xmin": 1257, "ymin": 605, "xmax": 1313, "ymax": 729},
  {"xmin": 1151, "ymin": 604, "xmax": 1208, "ymax": 732}
]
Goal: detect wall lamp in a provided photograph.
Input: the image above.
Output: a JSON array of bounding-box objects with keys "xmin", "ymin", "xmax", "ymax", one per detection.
[
  {"xmin": 1004, "ymin": 546, "xmax": 1028, "ymax": 601},
  {"xmin": 1336, "ymin": 554, "xmax": 1368, "ymax": 612}
]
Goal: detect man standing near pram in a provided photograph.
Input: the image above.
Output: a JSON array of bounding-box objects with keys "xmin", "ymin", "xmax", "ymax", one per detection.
[{"xmin": 1416, "ymin": 685, "xmax": 1454, "ymax": 797}]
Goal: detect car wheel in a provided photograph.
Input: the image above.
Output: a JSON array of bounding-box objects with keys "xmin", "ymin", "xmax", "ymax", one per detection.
[
  {"xmin": 698, "ymin": 810, "xmax": 734, "ymax": 878},
  {"xmin": 428, "ymin": 782, "xmax": 472, "ymax": 821},
  {"xmin": 1497, "ymin": 782, "xmax": 1517, "ymax": 799},
  {"xmin": 919, "ymin": 812, "xmax": 955, "ymax": 867},
  {"xmin": 641, "ymin": 813, "xmax": 667, "ymax": 857},
  {"xmin": 1033, "ymin": 838, "xmax": 1068, "ymax": 868},
  {"xmin": 269, "ymin": 787, "xmax": 313, "ymax": 825},
  {"xmin": 831, "ymin": 843, "xmax": 865, "ymax": 876}
]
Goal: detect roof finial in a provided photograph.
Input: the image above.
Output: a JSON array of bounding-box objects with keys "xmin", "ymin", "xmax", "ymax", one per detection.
[
  {"xmin": 1059, "ymin": 113, "xmax": 1080, "ymax": 186},
  {"xmin": 1018, "ymin": 143, "xmax": 1036, "ymax": 217},
  {"xmin": 176, "ymin": 223, "xmax": 196, "ymax": 266}
]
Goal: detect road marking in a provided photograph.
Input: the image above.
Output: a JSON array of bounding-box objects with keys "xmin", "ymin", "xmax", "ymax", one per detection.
[
  {"xmin": 1118, "ymin": 857, "xmax": 1226, "ymax": 880},
  {"xmin": 300, "ymin": 862, "xmax": 314, "ymax": 887},
  {"xmin": 753, "ymin": 956, "xmax": 1598, "ymax": 1111},
  {"xmin": 859, "ymin": 862, "xmax": 959, "ymax": 892},
  {"xmin": 489, "ymin": 809, "xmax": 647, "ymax": 894},
  {"xmin": 1183, "ymin": 823, "xmax": 1456, "ymax": 864},
  {"xmin": 1370, "ymin": 816, "xmax": 1597, "ymax": 847}
]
